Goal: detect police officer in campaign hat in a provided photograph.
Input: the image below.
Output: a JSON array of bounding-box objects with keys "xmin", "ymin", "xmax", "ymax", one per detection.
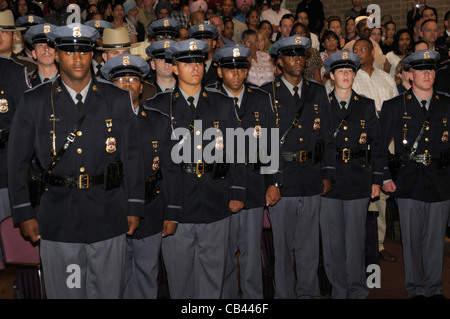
[
  {"xmin": 0, "ymin": 10, "xmax": 37, "ymax": 72},
  {"xmin": 15, "ymin": 14, "xmax": 47, "ymax": 60},
  {"xmin": 25, "ymin": 23, "xmax": 59, "ymax": 86},
  {"xmin": 146, "ymin": 39, "xmax": 177, "ymax": 93},
  {"xmin": 320, "ymin": 51, "xmax": 384, "ymax": 299},
  {"xmin": 102, "ymin": 53, "xmax": 179, "ymax": 298},
  {"xmin": 381, "ymin": 49, "xmax": 450, "ymax": 299},
  {"xmin": 7, "ymin": 23, "xmax": 145, "ymax": 299},
  {"xmin": 0, "ymin": 55, "xmax": 31, "ymax": 226},
  {"xmin": 261, "ymin": 35, "xmax": 336, "ymax": 299},
  {"xmin": 188, "ymin": 23, "xmax": 219, "ymax": 86},
  {"xmin": 145, "ymin": 38, "xmax": 246, "ymax": 299},
  {"xmin": 211, "ymin": 43, "xmax": 282, "ymax": 299}
]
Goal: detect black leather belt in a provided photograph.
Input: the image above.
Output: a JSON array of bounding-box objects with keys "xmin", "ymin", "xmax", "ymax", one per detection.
[
  {"xmin": 282, "ymin": 150, "xmax": 312, "ymax": 162},
  {"xmin": 399, "ymin": 153, "xmax": 438, "ymax": 166},
  {"xmin": 180, "ymin": 162, "xmax": 215, "ymax": 174},
  {"xmin": 336, "ymin": 148, "xmax": 369, "ymax": 162},
  {"xmin": 43, "ymin": 172, "xmax": 104, "ymax": 189}
]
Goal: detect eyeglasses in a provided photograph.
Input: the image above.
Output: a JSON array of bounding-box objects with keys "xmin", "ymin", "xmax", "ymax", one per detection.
[{"xmin": 113, "ymin": 77, "xmax": 141, "ymax": 85}]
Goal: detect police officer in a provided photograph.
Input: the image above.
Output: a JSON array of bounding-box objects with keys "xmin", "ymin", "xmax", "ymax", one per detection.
[
  {"xmin": 7, "ymin": 23, "xmax": 145, "ymax": 299},
  {"xmin": 102, "ymin": 53, "xmax": 179, "ymax": 298},
  {"xmin": 15, "ymin": 14, "xmax": 46, "ymax": 60},
  {"xmin": 434, "ymin": 38, "xmax": 450, "ymax": 95},
  {"xmin": 320, "ymin": 51, "xmax": 383, "ymax": 299},
  {"xmin": 211, "ymin": 43, "xmax": 282, "ymax": 299},
  {"xmin": 188, "ymin": 23, "xmax": 219, "ymax": 86},
  {"xmin": 0, "ymin": 10, "xmax": 37, "ymax": 72},
  {"xmin": 145, "ymin": 38, "xmax": 246, "ymax": 299},
  {"xmin": 24, "ymin": 23, "xmax": 59, "ymax": 86},
  {"xmin": 145, "ymin": 18, "xmax": 181, "ymax": 85},
  {"xmin": 0, "ymin": 55, "xmax": 31, "ymax": 225},
  {"xmin": 260, "ymin": 35, "xmax": 336, "ymax": 299},
  {"xmin": 146, "ymin": 39, "xmax": 177, "ymax": 93},
  {"xmin": 381, "ymin": 50, "xmax": 450, "ymax": 299},
  {"xmin": 83, "ymin": 19, "xmax": 115, "ymax": 78}
]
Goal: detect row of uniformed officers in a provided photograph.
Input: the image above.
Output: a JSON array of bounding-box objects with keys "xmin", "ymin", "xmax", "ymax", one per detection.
[{"xmin": 1, "ymin": 20, "xmax": 449, "ymax": 299}]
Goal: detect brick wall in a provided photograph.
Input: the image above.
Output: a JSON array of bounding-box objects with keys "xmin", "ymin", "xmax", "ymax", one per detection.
[{"xmin": 284, "ymin": 0, "xmax": 450, "ymax": 33}]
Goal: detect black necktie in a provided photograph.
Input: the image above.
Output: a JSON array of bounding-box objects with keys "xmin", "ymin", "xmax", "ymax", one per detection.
[
  {"xmin": 293, "ymin": 86, "xmax": 300, "ymax": 104},
  {"xmin": 233, "ymin": 97, "xmax": 239, "ymax": 114},
  {"xmin": 340, "ymin": 101, "xmax": 347, "ymax": 110},
  {"xmin": 421, "ymin": 100, "xmax": 427, "ymax": 114},
  {"xmin": 187, "ymin": 96, "xmax": 195, "ymax": 113},
  {"xmin": 75, "ymin": 93, "xmax": 83, "ymax": 111},
  {"xmin": 96, "ymin": 64, "xmax": 102, "ymax": 76},
  {"xmin": 43, "ymin": 77, "xmax": 49, "ymax": 82}
]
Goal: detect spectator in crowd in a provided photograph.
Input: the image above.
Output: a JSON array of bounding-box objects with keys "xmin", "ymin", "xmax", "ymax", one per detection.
[
  {"xmin": 245, "ymin": 29, "xmax": 276, "ymax": 86},
  {"xmin": 235, "ymin": 0, "xmax": 251, "ymax": 24},
  {"xmin": 406, "ymin": 0, "xmax": 437, "ymax": 35},
  {"xmin": 380, "ymin": 14, "xmax": 392, "ymax": 39},
  {"xmin": 258, "ymin": 19, "xmax": 274, "ymax": 45},
  {"xmin": 344, "ymin": 16, "xmax": 357, "ymax": 43},
  {"xmin": 414, "ymin": 39, "xmax": 429, "ymax": 52},
  {"xmin": 370, "ymin": 27, "xmax": 383, "ymax": 51},
  {"xmin": 380, "ymin": 21, "xmax": 396, "ymax": 54},
  {"xmin": 221, "ymin": 0, "xmax": 247, "ymax": 42},
  {"xmin": 419, "ymin": 19, "xmax": 448, "ymax": 63},
  {"xmin": 319, "ymin": 29, "xmax": 340, "ymax": 91},
  {"xmin": 210, "ymin": 14, "xmax": 227, "ymax": 47},
  {"xmin": 275, "ymin": 13, "xmax": 293, "ymax": 42},
  {"xmin": 45, "ymin": 0, "xmax": 74, "ymax": 26},
  {"xmin": 295, "ymin": 0, "xmax": 325, "ymax": 35},
  {"xmin": 384, "ymin": 29, "xmax": 413, "ymax": 78},
  {"xmin": 394, "ymin": 60, "xmax": 411, "ymax": 94},
  {"xmin": 436, "ymin": 10, "xmax": 449, "ymax": 50},
  {"xmin": 345, "ymin": 0, "xmax": 366, "ymax": 19},
  {"xmin": 111, "ymin": 1, "xmax": 138, "ymax": 44},
  {"xmin": 169, "ymin": 0, "xmax": 189, "ymax": 28},
  {"xmin": 137, "ymin": 0, "xmax": 156, "ymax": 28},
  {"xmin": 435, "ymin": 37, "xmax": 450, "ymax": 95},
  {"xmin": 81, "ymin": 0, "xmax": 99, "ymax": 20},
  {"xmin": 124, "ymin": 0, "xmax": 145, "ymax": 42},
  {"xmin": 260, "ymin": 0, "xmax": 291, "ymax": 42},
  {"xmin": 245, "ymin": 6, "xmax": 259, "ymax": 31},
  {"xmin": 326, "ymin": 15, "xmax": 346, "ymax": 48},
  {"xmin": 296, "ymin": 11, "xmax": 319, "ymax": 51},
  {"xmin": 223, "ymin": 16, "xmax": 235, "ymax": 43},
  {"xmin": 189, "ymin": 10, "xmax": 205, "ymax": 27}
]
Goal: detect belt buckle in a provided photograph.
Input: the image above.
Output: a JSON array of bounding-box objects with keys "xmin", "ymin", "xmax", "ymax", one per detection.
[
  {"xmin": 423, "ymin": 150, "xmax": 431, "ymax": 166},
  {"xmin": 196, "ymin": 162, "xmax": 204, "ymax": 177},
  {"xmin": 299, "ymin": 150, "xmax": 307, "ymax": 163},
  {"xmin": 79, "ymin": 174, "xmax": 89, "ymax": 189},
  {"xmin": 342, "ymin": 148, "xmax": 351, "ymax": 163}
]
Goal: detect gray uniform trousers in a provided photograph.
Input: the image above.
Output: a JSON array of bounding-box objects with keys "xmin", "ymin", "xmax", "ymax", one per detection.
[
  {"xmin": 222, "ymin": 207, "xmax": 264, "ymax": 299},
  {"xmin": 122, "ymin": 232, "xmax": 162, "ymax": 299},
  {"xmin": 396, "ymin": 198, "xmax": 450, "ymax": 298},
  {"xmin": 267, "ymin": 195, "xmax": 321, "ymax": 299},
  {"xmin": 319, "ymin": 197, "xmax": 370, "ymax": 299},
  {"xmin": 40, "ymin": 234, "xmax": 126, "ymax": 299},
  {"xmin": 161, "ymin": 216, "xmax": 230, "ymax": 299},
  {"xmin": 0, "ymin": 188, "xmax": 12, "ymax": 263}
]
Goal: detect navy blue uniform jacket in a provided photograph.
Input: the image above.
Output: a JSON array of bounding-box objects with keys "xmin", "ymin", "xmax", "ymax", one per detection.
[
  {"xmin": 325, "ymin": 90, "xmax": 384, "ymax": 200},
  {"xmin": 261, "ymin": 75, "xmax": 336, "ymax": 197},
  {"xmin": 380, "ymin": 89, "xmax": 450, "ymax": 202},
  {"xmin": 144, "ymin": 85, "xmax": 246, "ymax": 224},
  {"xmin": 7, "ymin": 77, "xmax": 145, "ymax": 243}
]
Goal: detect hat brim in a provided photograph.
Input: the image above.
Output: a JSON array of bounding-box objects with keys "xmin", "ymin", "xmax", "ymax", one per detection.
[
  {"xmin": 0, "ymin": 26, "xmax": 26, "ymax": 31},
  {"xmin": 410, "ymin": 64, "xmax": 437, "ymax": 70},
  {"xmin": 328, "ymin": 61, "xmax": 358, "ymax": 72},
  {"xmin": 172, "ymin": 50, "xmax": 207, "ymax": 62},
  {"xmin": 97, "ymin": 42, "xmax": 141, "ymax": 50}
]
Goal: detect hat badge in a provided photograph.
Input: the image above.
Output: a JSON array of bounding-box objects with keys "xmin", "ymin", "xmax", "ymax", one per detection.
[
  {"xmin": 199, "ymin": 24, "xmax": 204, "ymax": 31},
  {"xmin": 28, "ymin": 15, "xmax": 34, "ymax": 23},
  {"xmin": 342, "ymin": 52, "xmax": 348, "ymax": 60},
  {"xmin": 424, "ymin": 51, "xmax": 430, "ymax": 59},
  {"xmin": 164, "ymin": 19, "xmax": 169, "ymax": 27},
  {"xmin": 295, "ymin": 37, "xmax": 302, "ymax": 45},
  {"xmin": 190, "ymin": 41, "xmax": 197, "ymax": 51},
  {"xmin": 43, "ymin": 25, "xmax": 51, "ymax": 33},
  {"xmin": 233, "ymin": 48, "xmax": 240, "ymax": 57},
  {"xmin": 122, "ymin": 55, "xmax": 130, "ymax": 66},
  {"xmin": 95, "ymin": 20, "xmax": 100, "ymax": 28},
  {"xmin": 164, "ymin": 40, "xmax": 170, "ymax": 48},
  {"xmin": 72, "ymin": 26, "xmax": 82, "ymax": 38}
]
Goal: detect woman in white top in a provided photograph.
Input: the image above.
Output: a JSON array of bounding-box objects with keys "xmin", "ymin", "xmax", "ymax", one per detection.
[
  {"xmin": 246, "ymin": 30, "xmax": 276, "ymax": 86},
  {"xmin": 383, "ymin": 29, "xmax": 413, "ymax": 78},
  {"xmin": 110, "ymin": 2, "xmax": 138, "ymax": 44}
]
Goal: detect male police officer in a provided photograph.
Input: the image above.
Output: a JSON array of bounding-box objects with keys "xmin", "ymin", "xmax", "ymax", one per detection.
[
  {"xmin": 25, "ymin": 23, "xmax": 59, "ymax": 87},
  {"xmin": 381, "ymin": 50, "xmax": 450, "ymax": 299},
  {"xmin": 102, "ymin": 53, "xmax": 180, "ymax": 298},
  {"xmin": 321, "ymin": 51, "xmax": 383, "ymax": 299},
  {"xmin": 188, "ymin": 23, "xmax": 219, "ymax": 86},
  {"xmin": 146, "ymin": 39, "xmax": 177, "ymax": 93},
  {"xmin": 146, "ymin": 38, "xmax": 245, "ymax": 299},
  {"xmin": 7, "ymin": 23, "xmax": 145, "ymax": 299},
  {"xmin": 212, "ymin": 43, "xmax": 282, "ymax": 299},
  {"xmin": 261, "ymin": 35, "xmax": 336, "ymax": 299},
  {"xmin": 0, "ymin": 55, "xmax": 31, "ymax": 224}
]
